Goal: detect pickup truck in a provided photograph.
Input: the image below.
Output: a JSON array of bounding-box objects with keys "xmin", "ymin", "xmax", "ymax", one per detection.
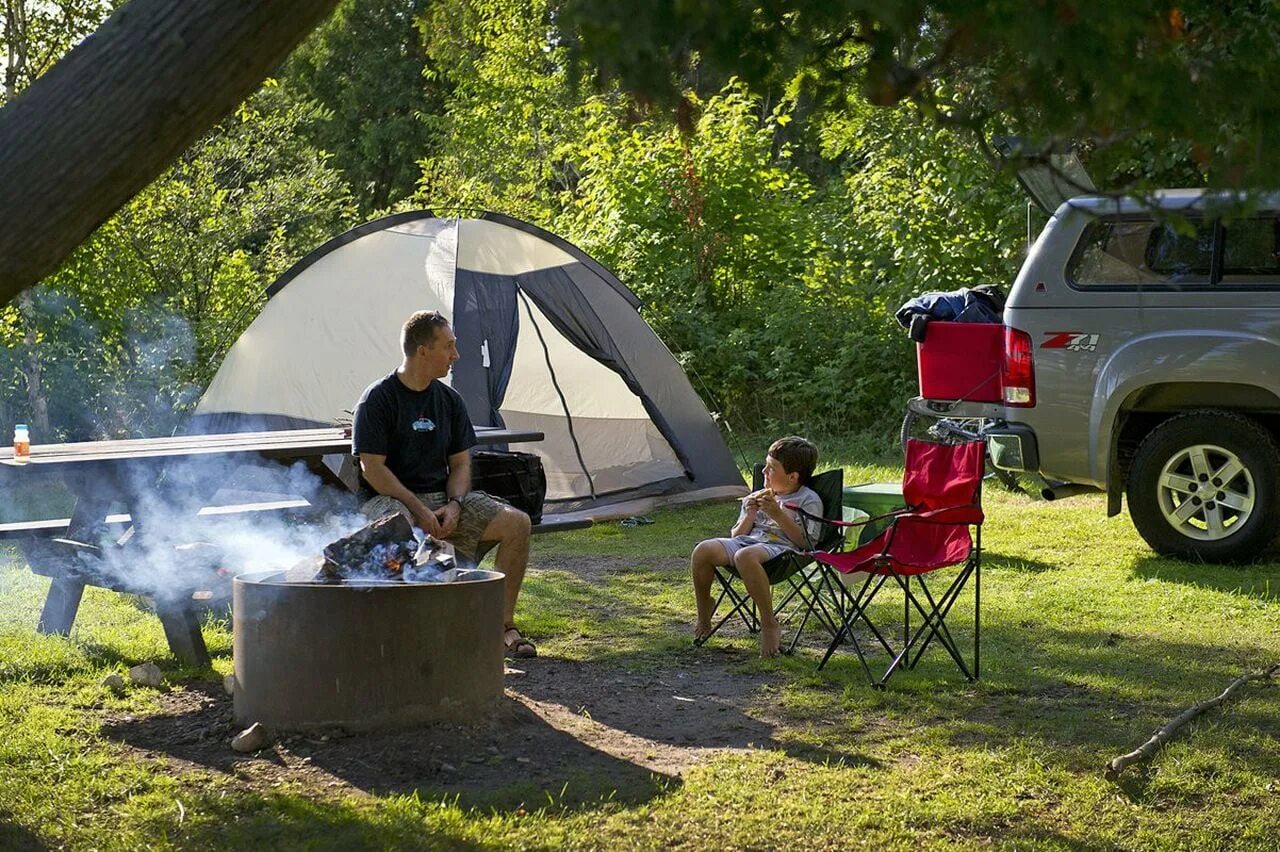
[{"xmin": 913, "ymin": 189, "xmax": 1280, "ymax": 562}]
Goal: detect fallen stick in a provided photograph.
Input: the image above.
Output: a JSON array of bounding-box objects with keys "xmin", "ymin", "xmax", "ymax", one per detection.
[{"xmin": 1105, "ymin": 663, "xmax": 1279, "ymax": 781}]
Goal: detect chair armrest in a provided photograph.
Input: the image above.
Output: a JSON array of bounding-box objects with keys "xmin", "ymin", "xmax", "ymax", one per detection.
[
  {"xmin": 898, "ymin": 504, "xmax": 984, "ymax": 525},
  {"xmin": 786, "ymin": 503, "xmax": 912, "ymax": 529}
]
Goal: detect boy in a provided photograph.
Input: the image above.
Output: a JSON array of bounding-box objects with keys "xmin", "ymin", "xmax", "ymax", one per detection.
[{"xmin": 691, "ymin": 436, "xmax": 822, "ymax": 657}]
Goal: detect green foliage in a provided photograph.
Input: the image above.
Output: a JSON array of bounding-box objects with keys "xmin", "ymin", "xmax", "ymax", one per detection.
[
  {"xmin": 285, "ymin": 0, "xmax": 444, "ymax": 215},
  {"xmin": 407, "ymin": 0, "xmax": 1024, "ymax": 437},
  {"xmin": 417, "ymin": 0, "xmax": 594, "ymax": 222},
  {"xmin": 0, "ymin": 1, "xmax": 115, "ymax": 101},
  {"xmin": 553, "ymin": 0, "xmax": 1280, "ymax": 195},
  {"xmin": 562, "ymin": 83, "xmax": 1020, "ymax": 435}
]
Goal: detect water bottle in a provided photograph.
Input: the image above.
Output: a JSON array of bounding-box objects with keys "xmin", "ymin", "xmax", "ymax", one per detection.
[{"xmin": 12, "ymin": 424, "xmax": 29, "ymax": 464}]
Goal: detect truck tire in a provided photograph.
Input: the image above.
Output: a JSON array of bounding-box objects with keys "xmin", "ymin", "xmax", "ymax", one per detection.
[{"xmin": 1126, "ymin": 412, "xmax": 1280, "ymax": 562}]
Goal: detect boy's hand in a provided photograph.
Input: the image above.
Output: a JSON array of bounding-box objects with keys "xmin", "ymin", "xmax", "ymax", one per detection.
[{"xmin": 758, "ymin": 496, "xmax": 785, "ymax": 520}]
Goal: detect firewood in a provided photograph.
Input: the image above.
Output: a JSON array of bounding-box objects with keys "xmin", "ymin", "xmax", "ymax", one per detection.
[
  {"xmin": 320, "ymin": 512, "xmax": 416, "ymax": 579},
  {"xmin": 1105, "ymin": 663, "xmax": 1279, "ymax": 780}
]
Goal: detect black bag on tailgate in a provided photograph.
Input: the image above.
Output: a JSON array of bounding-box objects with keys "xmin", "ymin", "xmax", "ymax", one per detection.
[{"xmin": 471, "ymin": 450, "xmax": 547, "ymax": 524}]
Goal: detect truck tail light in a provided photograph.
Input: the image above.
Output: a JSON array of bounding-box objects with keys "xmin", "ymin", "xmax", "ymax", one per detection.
[{"xmin": 1002, "ymin": 327, "xmax": 1036, "ymax": 407}]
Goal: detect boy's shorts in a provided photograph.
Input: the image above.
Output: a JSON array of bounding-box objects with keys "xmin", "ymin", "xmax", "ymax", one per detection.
[
  {"xmin": 360, "ymin": 490, "xmax": 509, "ymax": 562},
  {"xmin": 712, "ymin": 535, "xmax": 798, "ymax": 565}
]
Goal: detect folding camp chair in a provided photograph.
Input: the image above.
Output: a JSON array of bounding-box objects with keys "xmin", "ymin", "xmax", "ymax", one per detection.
[
  {"xmin": 694, "ymin": 467, "xmax": 846, "ymax": 654},
  {"xmin": 805, "ymin": 439, "xmax": 984, "ymax": 686}
]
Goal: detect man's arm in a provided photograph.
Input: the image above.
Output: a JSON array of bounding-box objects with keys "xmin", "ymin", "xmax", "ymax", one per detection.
[
  {"xmin": 433, "ymin": 450, "xmax": 471, "ymax": 537},
  {"xmin": 445, "ymin": 450, "xmax": 471, "ymax": 501},
  {"xmin": 359, "ymin": 452, "xmax": 442, "ymax": 537}
]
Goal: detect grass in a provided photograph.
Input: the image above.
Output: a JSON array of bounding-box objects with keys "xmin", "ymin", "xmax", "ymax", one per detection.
[{"xmin": 2, "ymin": 438, "xmax": 1279, "ymax": 850}]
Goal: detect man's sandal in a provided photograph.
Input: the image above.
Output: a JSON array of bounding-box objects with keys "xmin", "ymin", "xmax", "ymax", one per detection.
[{"xmin": 503, "ymin": 625, "xmax": 537, "ymax": 658}]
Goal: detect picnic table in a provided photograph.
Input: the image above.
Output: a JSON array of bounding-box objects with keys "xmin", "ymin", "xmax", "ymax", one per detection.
[{"xmin": 0, "ymin": 426, "xmax": 545, "ymax": 666}]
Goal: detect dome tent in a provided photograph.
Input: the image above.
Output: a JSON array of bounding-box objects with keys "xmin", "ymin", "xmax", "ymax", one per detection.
[{"xmin": 194, "ymin": 211, "xmax": 746, "ymax": 515}]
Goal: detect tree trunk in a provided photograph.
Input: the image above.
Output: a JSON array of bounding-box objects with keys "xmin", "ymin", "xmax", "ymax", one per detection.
[{"xmin": 0, "ymin": 0, "xmax": 341, "ymax": 303}]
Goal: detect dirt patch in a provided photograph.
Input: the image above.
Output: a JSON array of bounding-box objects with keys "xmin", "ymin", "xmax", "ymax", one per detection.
[
  {"xmin": 529, "ymin": 553, "xmax": 685, "ymax": 583},
  {"xmin": 98, "ymin": 650, "xmax": 835, "ymax": 811}
]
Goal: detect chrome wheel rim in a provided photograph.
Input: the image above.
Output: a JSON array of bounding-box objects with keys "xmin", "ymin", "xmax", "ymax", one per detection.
[{"xmin": 1156, "ymin": 444, "xmax": 1255, "ymax": 541}]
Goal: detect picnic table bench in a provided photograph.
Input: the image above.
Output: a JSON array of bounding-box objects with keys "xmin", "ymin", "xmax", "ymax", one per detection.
[{"xmin": 0, "ymin": 426, "xmax": 588, "ymax": 666}]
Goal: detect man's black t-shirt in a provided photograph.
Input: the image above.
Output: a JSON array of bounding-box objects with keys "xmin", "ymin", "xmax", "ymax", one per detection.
[{"xmin": 352, "ymin": 372, "xmax": 477, "ymax": 494}]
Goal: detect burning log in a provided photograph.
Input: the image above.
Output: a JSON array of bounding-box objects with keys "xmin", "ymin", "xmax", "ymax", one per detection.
[
  {"xmin": 279, "ymin": 512, "xmax": 461, "ymax": 584},
  {"xmin": 321, "ymin": 512, "xmax": 416, "ymax": 580}
]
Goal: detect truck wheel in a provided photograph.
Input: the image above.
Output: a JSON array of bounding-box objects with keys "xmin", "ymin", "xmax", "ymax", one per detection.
[{"xmin": 1127, "ymin": 412, "xmax": 1280, "ymax": 562}]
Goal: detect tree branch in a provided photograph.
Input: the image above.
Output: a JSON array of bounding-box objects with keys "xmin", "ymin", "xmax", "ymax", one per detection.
[
  {"xmin": 1105, "ymin": 664, "xmax": 1279, "ymax": 781},
  {"xmin": 0, "ymin": 0, "xmax": 340, "ymax": 304}
]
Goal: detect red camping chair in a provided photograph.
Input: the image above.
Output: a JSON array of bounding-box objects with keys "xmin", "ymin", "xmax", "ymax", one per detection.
[{"xmin": 806, "ymin": 439, "xmax": 984, "ymax": 687}]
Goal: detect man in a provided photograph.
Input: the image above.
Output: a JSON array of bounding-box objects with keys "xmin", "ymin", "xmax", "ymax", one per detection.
[{"xmin": 352, "ymin": 310, "xmax": 536, "ymax": 657}]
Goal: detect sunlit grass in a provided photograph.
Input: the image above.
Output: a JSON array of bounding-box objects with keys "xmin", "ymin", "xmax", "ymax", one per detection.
[{"xmin": 1, "ymin": 440, "xmax": 1278, "ymax": 849}]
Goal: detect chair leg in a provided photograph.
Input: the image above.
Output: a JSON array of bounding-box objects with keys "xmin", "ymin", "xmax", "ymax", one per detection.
[
  {"xmin": 908, "ymin": 570, "xmax": 968, "ymax": 669},
  {"xmin": 891, "ymin": 562, "xmax": 978, "ymax": 682},
  {"xmin": 974, "ymin": 540, "xmax": 981, "ymax": 680},
  {"xmin": 906, "ymin": 575, "xmax": 968, "ymax": 675},
  {"xmin": 817, "ymin": 570, "xmax": 893, "ymax": 685},
  {"xmin": 781, "ymin": 569, "xmax": 844, "ymax": 654}
]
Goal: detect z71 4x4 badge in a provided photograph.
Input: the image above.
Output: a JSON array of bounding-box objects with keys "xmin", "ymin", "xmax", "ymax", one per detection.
[{"xmin": 1041, "ymin": 331, "xmax": 1100, "ymax": 352}]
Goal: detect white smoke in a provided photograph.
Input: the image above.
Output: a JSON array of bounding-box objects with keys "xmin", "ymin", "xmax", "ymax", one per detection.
[{"xmin": 76, "ymin": 456, "xmax": 370, "ymax": 601}]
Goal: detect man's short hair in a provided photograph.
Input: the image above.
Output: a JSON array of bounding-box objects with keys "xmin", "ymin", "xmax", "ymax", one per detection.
[
  {"xmin": 402, "ymin": 310, "xmax": 451, "ymax": 357},
  {"xmin": 768, "ymin": 436, "xmax": 818, "ymax": 484}
]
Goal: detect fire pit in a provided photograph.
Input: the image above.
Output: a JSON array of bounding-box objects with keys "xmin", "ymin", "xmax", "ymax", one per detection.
[{"xmin": 232, "ymin": 568, "xmax": 505, "ymax": 731}]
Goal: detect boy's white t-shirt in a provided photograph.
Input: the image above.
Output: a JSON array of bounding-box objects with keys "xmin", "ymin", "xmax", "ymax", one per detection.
[{"xmin": 734, "ymin": 485, "xmax": 823, "ymax": 549}]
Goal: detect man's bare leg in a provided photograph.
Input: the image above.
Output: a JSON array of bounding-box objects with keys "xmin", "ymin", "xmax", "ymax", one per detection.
[
  {"xmin": 734, "ymin": 546, "xmax": 781, "ymax": 657},
  {"xmin": 691, "ymin": 539, "xmax": 730, "ymax": 640},
  {"xmin": 479, "ymin": 506, "xmax": 532, "ymax": 629}
]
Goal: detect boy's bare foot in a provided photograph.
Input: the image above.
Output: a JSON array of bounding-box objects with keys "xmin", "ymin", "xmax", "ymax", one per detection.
[
  {"xmin": 693, "ymin": 619, "xmax": 712, "ymax": 642},
  {"xmin": 760, "ymin": 622, "xmax": 782, "ymax": 658}
]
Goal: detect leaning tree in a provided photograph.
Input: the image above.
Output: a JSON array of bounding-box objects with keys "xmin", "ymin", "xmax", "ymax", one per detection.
[{"xmin": 0, "ymin": 0, "xmax": 341, "ymax": 303}]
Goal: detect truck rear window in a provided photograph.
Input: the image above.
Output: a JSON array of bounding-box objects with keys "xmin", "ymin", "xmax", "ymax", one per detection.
[
  {"xmin": 1220, "ymin": 218, "xmax": 1280, "ymax": 282},
  {"xmin": 1069, "ymin": 213, "xmax": 1280, "ymax": 287},
  {"xmin": 1069, "ymin": 218, "xmax": 1212, "ymax": 287}
]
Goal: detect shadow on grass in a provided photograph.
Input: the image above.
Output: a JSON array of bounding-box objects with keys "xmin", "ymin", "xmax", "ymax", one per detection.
[
  {"xmin": 0, "ymin": 815, "xmax": 47, "ymax": 851},
  {"xmin": 505, "ymin": 557, "xmax": 1279, "ymax": 772},
  {"xmin": 145, "ymin": 789, "xmax": 491, "ymax": 849},
  {"xmin": 1129, "ymin": 554, "xmax": 1280, "ymax": 601},
  {"xmin": 100, "ymin": 679, "xmax": 679, "ymax": 814},
  {"xmin": 983, "ymin": 550, "xmax": 1059, "ymax": 573},
  {"xmin": 811, "ymin": 617, "xmax": 1280, "ymax": 775},
  {"xmin": 99, "ymin": 645, "xmax": 880, "ymax": 816}
]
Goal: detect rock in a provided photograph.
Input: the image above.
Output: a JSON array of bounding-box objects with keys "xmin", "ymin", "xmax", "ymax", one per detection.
[
  {"xmin": 230, "ymin": 722, "xmax": 273, "ymax": 753},
  {"xmin": 223, "ymin": 674, "xmax": 236, "ymax": 696},
  {"xmin": 128, "ymin": 662, "xmax": 163, "ymax": 687},
  {"xmin": 100, "ymin": 673, "xmax": 125, "ymax": 691},
  {"xmin": 440, "ymin": 763, "xmax": 457, "ymax": 772},
  {"xmin": 503, "ymin": 667, "xmax": 527, "ymax": 678}
]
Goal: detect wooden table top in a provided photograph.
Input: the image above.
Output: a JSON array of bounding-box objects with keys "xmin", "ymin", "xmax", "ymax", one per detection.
[{"xmin": 0, "ymin": 426, "xmax": 543, "ymax": 468}]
